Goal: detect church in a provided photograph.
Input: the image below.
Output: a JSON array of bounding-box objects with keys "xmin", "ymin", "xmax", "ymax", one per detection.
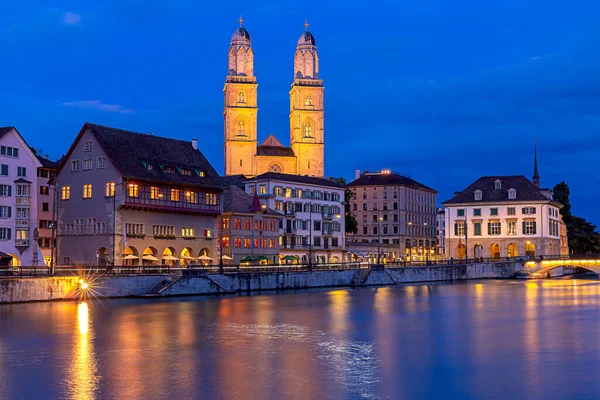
[{"xmin": 223, "ymin": 18, "xmax": 325, "ymax": 178}]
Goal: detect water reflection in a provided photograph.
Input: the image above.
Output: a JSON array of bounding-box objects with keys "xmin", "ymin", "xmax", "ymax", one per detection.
[{"xmin": 67, "ymin": 302, "xmax": 98, "ymax": 400}]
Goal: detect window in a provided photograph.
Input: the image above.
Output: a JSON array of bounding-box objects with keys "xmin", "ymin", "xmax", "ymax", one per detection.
[
  {"xmin": 17, "ymin": 167, "xmax": 26, "ymax": 177},
  {"xmin": 304, "ymin": 122, "xmax": 313, "ymax": 137},
  {"xmin": 494, "ymin": 179, "xmax": 501, "ymax": 189},
  {"xmin": 473, "ymin": 222, "xmax": 481, "ymax": 236},
  {"xmin": 0, "ymin": 164, "xmax": 8, "ymax": 176},
  {"xmin": 524, "ymin": 221, "xmax": 536, "ymax": 235},
  {"xmin": 71, "ymin": 160, "xmax": 80, "ymax": 172},
  {"xmin": 393, "ymin": 214, "xmax": 398, "ymax": 222},
  {"xmin": 1, "ymin": 146, "xmax": 18, "ymax": 158},
  {"xmin": 0, "ymin": 206, "xmax": 10, "ymax": 218},
  {"xmin": 42, "ymin": 202, "xmax": 49, "ymax": 212},
  {"xmin": 185, "ymin": 191, "xmax": 198, "ymax": 203},
  {"xmin": 16, "ymin": 229, "xmax": 28, "ymax": 240},
  {"xmin": 238, "ymin": 91, "xmax": 245, "ymax": 103},
  {"xmin": 163, "ymin": 166, "xmax": 175, "ymax": 173},
  {"xmin": 457, "ymin": 209, "xmax": 465, "ymax": 217},
  {"xmin": 106, "ymin": 182, "xmax": 115, "ymax": 197},
  {"xmin": 259, "ymin": 185, "xmax": 267, "ymax": 195},
  {"xmin": 522, "ymin": 207, "xmax": 536, "ymax": 215},
  {"xmin": 489, "ymin": 222, "xmax": 500, "ymax": 235},
  {"xmin": 83, "ymin": 184, "xmax": 92, "ymax": 198},
  {"xmin": 508, "ymin": 188, "xmax": 516, "ymax": 199},
  {"xmin": 128, "ymin": 184, "xmax": 139, "ymax": 197},
  {"xmin": 170, "ymin": 189, "xmax": 180, "ymax": 202},
  {"xmin": 40, "ymin": 186, "xmax": 49, "ymax": 195},
  {"xmin": 83, "ymin": 159, "xmax": 93, "ymax": 171},
  {"xmin": 269, "ymin": 163, "xmax": 282, "ymax": 173},
  {"xmin": 474, "ymin": 190, "xmax": 482, "ymax": 201},
  {"xmin": 84, "ymin": 140, "xmax": 93, "ymax": 152},
  {"xmin": 182, "ymin": 227, "xmax": 195, "ymax": 238},
  {"xmin": 305, "ymin": 95, "xmax": 313, "ymax": 106},
  {"xmin": 150, "ymin": 186, "xmax": 160, "ymax": 199},
  {"xmin": 237, "ymin": 119, "xmax": 246, "ymax": 136},
  {"xmin": 507, "ymin": 221, "xmax": 516, "ymax": 235},
  {"xmin": 363, "ymin": 227, "xmax": 368, "ymax": 234},
  {"xmin": 473, "ymin": 208, "xmax": 481, "ymax": 217},
  {"xmin": 97, "ymin": 157, "xmax": 106, "ymax": 169},
  {"xmin": 206, "ymin": 193, "xmax": 218, "ymax": 205},
  {"xmin": 16, "ymin": 184, "xmax": 29, "ymax": 196},
  {"xmin": 0, "ymin": 228, "xmax": 10, "ymax": 240},
  {"xmin": 0, "ymin": 185, "xmax": 11, "ymax": 197},
  {"xmin": 152, "ymin": 225, "xmax": 175, "ymax": 237},
  {"xmin": 16, "ymin": 208, "xmax": 29, "ymax": 219},
  {"xmin": 455, "ymin": 222, "xmax": 465, "ymax": 236},
  {"xmin": 490, "ymin": 208, "xmax": 498, "ymax": 216},
  {"xmin": 507, "ymin": 207, "xmax": 516, "ymax": 216},
  {"xmin": 61, "ymin": 186, "xmax": 70, "ymax": 200}
]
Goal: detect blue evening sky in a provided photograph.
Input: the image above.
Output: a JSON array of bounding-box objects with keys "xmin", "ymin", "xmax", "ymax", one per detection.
[{"xmin": 1, "ymin": 1, "xmax": 599, "ymax": 224}]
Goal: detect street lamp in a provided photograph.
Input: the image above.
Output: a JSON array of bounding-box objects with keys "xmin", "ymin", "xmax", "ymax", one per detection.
[
  {"xmin": 424, "ymin": 222, "xmax": 429, "ymax": 265},
  {"xmin": 377, "ymin": 215, "xmax": 383, "ymax": 265},
  {"xmin": 308, "ymin": 201, "xmax": 313, "ymax": 271},
  {"xmin": 407, "ymin": 221, "xmax": 413, "ymax": 262}
]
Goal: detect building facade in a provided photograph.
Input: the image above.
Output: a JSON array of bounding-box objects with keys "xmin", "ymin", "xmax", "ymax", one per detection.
[
  {"xmin": 219, "ymin": 185, "xmax": 282, "ymax": 264},
  {"xmin": 347, "ymin": 170, "xmax": 437, "ymax": 262},
  {"xmin": 0, "ymin": 127, "xmax": 44, "ymax": 266},
  {"xmin": 56, "ymin": 123, "xmax": 224, "ymax": 266},
  {"xmin": 224, "ymin": 19, "xmax": 325, "ymax": 178},
  {"xmin": 36, "ymin": 154, "xmax": 58, "ymax": 265},
  {"xmin": 442, "ymin": 175, "xmax": 565, "ymax": 259},
  {"xmin": 245, "ymin": 173, "xmax": 345, "ymax": 264},
  {"xmin": 435, "ymin": 207, "xmax": 446, "ymax": 257}
]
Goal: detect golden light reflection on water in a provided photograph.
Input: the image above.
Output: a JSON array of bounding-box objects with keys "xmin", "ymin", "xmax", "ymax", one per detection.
[
  {"xmin": 328, "ymin": 289, "xmax": 350, "ymax": 334},
  {"xmin": 68, "ymin": 302, "xmax": 98, "ymax": 400}
]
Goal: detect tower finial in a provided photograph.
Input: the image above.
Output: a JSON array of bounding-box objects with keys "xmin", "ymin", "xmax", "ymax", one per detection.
[
  {"xmin": 533, "ymin": 140, "xmax": 540, "ymax": 187},
  {"xmin": 304, "ymin": 19, "xmax": 309, "ymax": 31},
  {"xmin": 239, "ymin": 15, "xmax": 243, "ymax": 27}
]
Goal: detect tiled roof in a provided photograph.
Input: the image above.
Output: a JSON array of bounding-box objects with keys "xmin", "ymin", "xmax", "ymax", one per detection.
[
  {"xmin": 221, "ymin": 174, "xmax": 247, "ymax": 189},
  {"xmin": 223, "ymin": 185, "xmax": 282, "ymax": 216},
  {"xmin": 348, "ymin": 172, "xmax": 436, "ymax": 192},
  {"xmin": 37, "ymin": 155, "xmax": 59, "ymax": 169},
  {"xmin": 442, "ymin": 175, "xmax": 550, "ymax": 205},
  {"xmin": 250, "ymin": 172, "xmax": 345, "ymax": 189},
  {"xmin": 256, "ymin": 145, "xmax": 295, "ymax": 157},
  {"xmin": 85, "ymin": 123, "xmax": 224, "ymax": 190}
]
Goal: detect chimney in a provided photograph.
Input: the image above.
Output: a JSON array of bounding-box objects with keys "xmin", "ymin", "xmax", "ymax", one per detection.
[
  {"xmin": 355, "ymin": 169, "xmax": 361, "ymax": 180},
  {"xmin": 192, "ymin": 138, "xmax": 198, "ymax": 150}
]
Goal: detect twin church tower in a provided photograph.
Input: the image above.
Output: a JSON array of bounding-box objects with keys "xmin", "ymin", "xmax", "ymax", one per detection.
[{"xmin": 224, "ymin": 18, "xmax": 325, "ymax": 177}]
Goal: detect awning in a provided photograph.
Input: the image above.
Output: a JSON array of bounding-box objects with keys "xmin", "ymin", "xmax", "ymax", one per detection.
[
  {"xmin": 162, "ymin": 255, "xmax": 179, "ymax": 261},
  {"xmin": 142, "ymin": 255, "xmax": 159, "ymax": 261},
  {"xmin": 198, "ymin": 255, "xmax": 212, "ymax": 261},
  {"xmin": 0, "ymin": 251, "xmax": 13, "ymax": 259},
  {"xmin": 240, "ymin": 256, "xmax": 253, "ymax": 262},
  {"xmin": 281, "ymin": 255, "xmax": 299, "ymax": 261},
  {"xmin": 123, "ymin": 254, "xmax": 139, "ymax": 260},
  {"xmin": 351, "ymin": 252, "xmax": 368, "ymax": 258},
  {"xmin": 181, "ymin": 255, "xmax": 195, "ymax": 260},
  {"xmin": 222, "ymin": 255, "xmax": 233, "ymax": 260},
  {"xmin": 242, "ymin": 255, "xmax": 269, "ymax": 262}
]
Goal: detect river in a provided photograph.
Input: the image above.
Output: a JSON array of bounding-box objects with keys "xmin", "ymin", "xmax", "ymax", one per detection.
[{"xmin": 1, "ymin": 278, "xmax": 600, "ymax": 399}]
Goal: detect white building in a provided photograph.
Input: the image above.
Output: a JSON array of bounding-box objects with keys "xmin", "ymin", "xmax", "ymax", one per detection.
[
  {"xmin": 0, "ymin": 127, "xmax": 44, "ymax": 266},
  {"xmin": 245, "ymin": 172, "xmax": 345, "ymax": 264},
  {"xmin": 442, "ymin": 175, "xmax": 565, "ymax": 259},
  {"xmin": 435, "ymin": 207, "xmax": 445, "ymax": 257}
]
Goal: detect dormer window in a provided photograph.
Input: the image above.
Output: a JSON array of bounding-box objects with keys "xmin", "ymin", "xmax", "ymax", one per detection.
[
  {"xmin": 494, "ymin": 179, "xmax": 502, "ymax": 190},
  {"xmin": 180, "ymin": 168, "xmax": 192, "ymax": 176},
  {"xmin": 147, "ymin": 164, "xmax": 153, "ymax": 171},
  {"xmin": 508, "ymin": 188, "xmax": 516, "ymax": 199},
  {"xmin": 163, "ymin": 166, "xmax": 175, "ymax": 173},
  {"xmin": 474, "ymin": 190, "xmax": 482, "ymax": 201}
]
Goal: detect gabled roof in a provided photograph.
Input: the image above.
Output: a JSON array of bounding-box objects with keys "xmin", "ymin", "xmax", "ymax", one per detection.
[
  {"xmin": 0, "ymin": 127, "xmax": 14, "ymax": 138},
  {"xmin": 222, "ymin": 185, "xmax": 282, "ymax": 216},
  {"xmin": 0, "ymin": 126, "xmax": 42, "ymax": 169},
  {"xmin": 37, "ymin": 156, "xmax": 59, "ymax": 169},
  {"xmin": 221, "ymin": 174, "xmax": 247, "ymax": 189},
  {"xmin": 249, "ymin": 172, "xmax": 345, "ymax": 189},
  {"xmin": 256, "ymin": 145, "xmax": 295, "ymax": 157},
  {"xmin": 442, "ymin": 175, "xmax": 551, "ymax": 205},
  {"xmin": 260, "ymin": 134, "xmax": 284, "ymax": 147},
  {"xmin": 348, "ymin": 172, "xmax": 436, "ymax": 192},
  {"xmin": 58, "ymin": 123, "xmax": 224, "ymax": 190}
]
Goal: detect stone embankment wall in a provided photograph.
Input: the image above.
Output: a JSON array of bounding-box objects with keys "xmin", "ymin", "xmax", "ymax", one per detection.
[{"xmin": 0, "ymin": 262, "xmax": 521, "ymax": 303}]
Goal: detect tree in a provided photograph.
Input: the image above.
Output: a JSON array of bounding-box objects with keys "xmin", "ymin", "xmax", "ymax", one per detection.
[
  {"xmin": 327, "ymin": 176, "xmax": 358, "ymax": 234},
  {"xmin": 553, "ymin": 181, "xmax": 600, "ymax": 254}
]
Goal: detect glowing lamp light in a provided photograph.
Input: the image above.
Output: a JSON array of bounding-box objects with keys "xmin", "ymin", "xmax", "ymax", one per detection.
[{"xmin": 80, "ymin": 282, "xmax": 89, "ymax": 290}]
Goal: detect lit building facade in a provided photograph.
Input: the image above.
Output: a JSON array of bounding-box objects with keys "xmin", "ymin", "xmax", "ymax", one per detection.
[
  {"xmin": 442, "ymin": 175, "xmax": 565, "ymax": 259},
  {"xmin": 347, "ymin": 170, "xmax": 437, "ymax": 262},
  {"xmin": 435, "ymin": 207, "xmax": 446, "ymax": 257},
  {"xmin": 224, "ymin": 19, "xmax": 325, "ymax": 178},
  {"xmin": 0, "ymin": 127, "xmax": 44, "ymax": 265},
  {"xmin": 56, "ymin": 123, "xmax": 224, "ymax": 266},
  {"xmin": 245, "ymin": 173, "xmax": 345, "ymax": 264},
  {"xmin": 219, "ymin": 185, "xmax": 282, "ymax": 264},
  {"xmin": 36, "ymin": 154, "xmax": 58, "ymax": 265}
]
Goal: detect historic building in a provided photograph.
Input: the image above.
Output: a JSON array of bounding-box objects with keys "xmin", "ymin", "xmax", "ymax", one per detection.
[
  {"xmin": 56, "ymin": 123, "xmax": 224, "ymax": 266},
  {"xmin": 0, "ymin": 127, "xmax": 44, "ymax": 266},
  {"xmin": 35, "ymin": 153, "xmax": 58, "ymax": 265},
  {"xmin": 442, "ymin": 159, "xmax": 566, "ymax": 259},
  {"xmin": 244, "ymin": 173, "xmax": 345, "ymax": 264},
  {"xmin": 347, "ymin": 170, "xmax": 437, "ymax": 262},
  {"xmin": 219, "ymin": 184, "xmax": 282, "ymax": 265},
  {"xmin": 435, "ymin": 207, "xmax": 446, "ymax": 257},
  {"xmin": 224, "ymin": 19, "xmax": 325, "ymax": 178}
]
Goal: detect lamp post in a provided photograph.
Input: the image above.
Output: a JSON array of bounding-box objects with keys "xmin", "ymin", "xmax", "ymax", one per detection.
[
  {"xmin": 424, "ymin": 222, "xmax": 429, "ymax": 265},
  {"xmin": 377, "ymin": 214, "xmax": 383, "ymax": 265},
  {"xmin": 407, "ymin": 221, "xmax": 413, "ymax": 263},
  {"xmin": 308, "ymin": 201, "xmax": 313, "ymax": 271}
]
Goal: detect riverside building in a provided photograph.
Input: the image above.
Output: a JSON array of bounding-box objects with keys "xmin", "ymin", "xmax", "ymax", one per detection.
[
  {"xmin": 35, "ymin": 153, "xmax": 58, "ymax": 265},
  {"xmin": 245, "ymin": 172, "xmax": 345, "ymax": 264},
  {"xmin": 56, "ymin": 123, "xmax": 224, "ymax": 266},
  {"xmin": 347, "ymin": 170, "xmax": 437, "ymax": 262}
]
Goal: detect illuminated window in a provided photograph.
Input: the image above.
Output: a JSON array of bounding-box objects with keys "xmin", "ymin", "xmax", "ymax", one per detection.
[
  {"xmin": 237, "ymin": 120, "xmax": 246, "ymax": 136},
  {"xmin": 285, "ymin": 188, "xmax": 291, "ymax": 198},
  {"xmin": 234, "ymin": 218, "xmax": 241, "ymax": 229},
  {"xmin": 150, "ymin": 186, "xmax": 160, "ymax": 199},
  {"xmin": 16, "ymin": 229, "xmax": 28, "ymax": 240},
  {"xmin": 305, "ymin": 95, "xmax": 313, "ymax": 106},
  {"xmin": 199, "ymin": 171, "xmax": 205, "ymax": 177},
  {"xmin": 105, "ymin": 182, "xmax": 115, "ymax": 197},
  {"xmin": 128, "ymin": 184, "xmax": 139, "ymax": 197},
  {"xmin": 238, "ymin": 91, "xmax": 245, "ymax": 103},
  {"xmin": 244, "ymin": 219, "xmax": 251, "ymax": 230},
  {"xmin": 304, "ymin": 122, "xmax": 312, "ymax": 137},
  {"xmin": 182, "ymin": 227, "xmax": 195, "ymax": 238},
  {"xmin": 206, "ymin": 193, "xmax": 217, "ymax": 205},
  {"xmin": 181, "ymin": 169, "xmax": 192, "ymax": 176},
  {"xmin": 185, "ymin": 191, "xmax": 198, "ymax": 203},
  {"xmin": 83, "ymin": 184, "xmax": 92, "ymax": 199},
  {"xmin": 234, "ymin": 238, "xmax": 241, "ymax": 247},
  {"xmin": 259, "ymin": 185, "xmax": 266, "ymax": 195},
  {"xmin": 61, "ymin": 186, "xmax": 70, "ymax": 200},
  {"xmin": 507, "ymin": 221, "xmax": 516, "ymax": 235},
  {"xmin": 170, "ymin": 189, "xmax": 180, "ymax": 202}
]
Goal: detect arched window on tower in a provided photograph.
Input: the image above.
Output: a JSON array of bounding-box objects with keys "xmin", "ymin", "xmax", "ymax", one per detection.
[
  {"xmin": 269, "ymin": 163, "xmax": 282, "ymax": 173},
  {"xmin": 237, "ymin": 119, "xmax": 246, "ymax": 136},
  {"xmin": 304, "ymin": 121, "xmax": 313, "ymax": 138},
  {"xmin": 238, "ymin": 91, "xmax": 245, "ymax": 103},
  {"xmin": 305, "ymin": 95, "xmax": 313, "ymax": 106}
]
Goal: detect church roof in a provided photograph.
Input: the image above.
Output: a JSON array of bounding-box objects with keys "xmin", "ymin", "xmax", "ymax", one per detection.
[
  {"xmin": 256, "ymin": 145, "xmax": 295, "ymax": 157},
  {"xmin": 260, "ymin": 135, "xmax": 284, "ymax": 147}
]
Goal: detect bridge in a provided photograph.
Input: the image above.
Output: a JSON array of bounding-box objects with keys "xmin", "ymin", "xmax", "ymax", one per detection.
[{"xmin": 523, "ymin": 258, "xmax": 600, "ymax": 279}]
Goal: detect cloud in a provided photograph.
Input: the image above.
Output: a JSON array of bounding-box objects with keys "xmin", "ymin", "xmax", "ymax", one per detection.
[
  {"xmin": 62, "ymin": 11, "xmax": 81, "ymax": 25},
  {"xmin": 61, "ymin": 100, "xmax": 134, "ymax": 114}
]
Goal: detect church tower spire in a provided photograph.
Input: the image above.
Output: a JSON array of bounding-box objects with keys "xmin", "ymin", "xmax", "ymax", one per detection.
[
  {"xmin": 290, "ymin": 20, "xmax": 325, "ymax": 177},
  {"xmin": 224, "ymin": 17, "xmax": 258, "ymax": 176},
  {"xmin": 533, "ymin": 141, "xmax": 540, "ymax": 188}
]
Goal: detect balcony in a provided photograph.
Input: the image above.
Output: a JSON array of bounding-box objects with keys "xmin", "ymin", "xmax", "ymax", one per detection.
[
  {"xmin": 15, "ymin": 239, "xmax": 30, "ymax": 247},
  {"xmin": 124, "ymin": 190, "xmax": 221, "ymax": 215}
]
